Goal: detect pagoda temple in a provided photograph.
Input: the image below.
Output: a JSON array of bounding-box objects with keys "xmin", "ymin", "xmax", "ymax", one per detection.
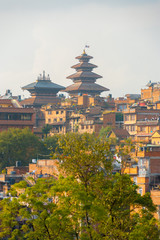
[
  {"xmin": 64, "ymin": 50, "xmax": 109, "ymax": 97},
  {"xmin": 21, "ymin": 71, "xmax": 65, "ymax": 108}
]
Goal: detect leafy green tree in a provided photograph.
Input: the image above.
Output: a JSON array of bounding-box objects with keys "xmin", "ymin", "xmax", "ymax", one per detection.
[
  {"xmin": 0, "ymin": 198, "xmax": 23, "ymax": 240},
  {"xmin": 13, "ymin": 178, "xmax": 75, "ymax": 240},
  {"xmin": 99, "ymin": 126, "xmax": 112, "ymax": 139},
  {"xmin": 0, "ymin": 133, "xmax": 159, "ymax": 240},
  {"xmin": 94, "ymin": 174, "xmax": 158, "ymax": 240},
  {"xmin": 42, "ymin": 124, "xmax": 53, "ymax": 138},
  {"xmin": 42, "ymin": 135, "xmax": 59, "ymax": 156},
  {"xmin": 55, "ymin": 133, "xmax": 159, "ymax": 240},
  {"xmin": 0, "ymin": 128, "xmax": 43, "ymax": 170}
]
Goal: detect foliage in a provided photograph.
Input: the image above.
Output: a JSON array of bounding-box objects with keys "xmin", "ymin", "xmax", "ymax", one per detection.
[
  {"xmin": 0, "ymin": 198, "xmax": 23, "ymax": 240},
  {"xmin": 42, "ymin": 124, "xmax": 53, "ymax": 138},
  {"xmin": 42, "ymin": 135, "xmax": 59, "ymax": 156},
  {"xmin": 117, "ymin": 138, "xmax": 135, "ymax": 173},
  {"xmin": 0, "ymin": 133, "xmax": 159, "ymax": 239},
  {"xmin": 99, "ymin": 126, "xmax": 112, "ymax": 139},
  {"xmin": 57, "ymin": 132, "xmax": 114, "ymax": 179},
  {"xmin": 0, "ymin": 128, "xmax": 43, "ymax": 171}
]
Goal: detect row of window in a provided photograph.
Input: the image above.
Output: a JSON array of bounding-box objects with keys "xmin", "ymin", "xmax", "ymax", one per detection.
[
  {"xmin": 126, "ymin": 125, "xmax": 136, "ymax": 132},
  {"xmin": 126, "ymin": 125, "xmax": 157, "ymax": 132},
  {"xmin": 81, "ymin": 125, "xmax": 93, "ymax": 130},
  {"xmin": 124, "ymin": 115, "xmax": 136, "ymax": 121},
  {"xmin": 0, "ymin": 113, "xmax": 32, "ymax": 121},
  {"xmin": 48, "ymin": 118, "xmax": 63, "ymax": 123},
  {"xmin": 48, "ymin": 110, "xmax": 64, "ymax": 115}
]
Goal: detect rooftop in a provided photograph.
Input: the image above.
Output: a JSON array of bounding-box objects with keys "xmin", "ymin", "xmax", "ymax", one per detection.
[{"xmin": 22, "ymin": 71, "xmax": 65, "ymax": 91}]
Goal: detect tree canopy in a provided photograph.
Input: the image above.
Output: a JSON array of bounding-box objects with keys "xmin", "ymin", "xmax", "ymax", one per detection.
[
  {"xmin": 0, "ymin": 133, "xmax": 159, "ymax": 239},
  {"xmin": 0, "ymin": 128, "xmax": 44, "ymax": 170}
]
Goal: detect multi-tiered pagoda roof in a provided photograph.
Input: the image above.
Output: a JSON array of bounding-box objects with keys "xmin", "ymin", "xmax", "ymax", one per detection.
[
  {"xmin": 64, "ymin": 50, "xmax": 109, "ymax": 96},
  {"xmin": 21, "ymin": 71, "xmax": 65, "ymax": 107}
]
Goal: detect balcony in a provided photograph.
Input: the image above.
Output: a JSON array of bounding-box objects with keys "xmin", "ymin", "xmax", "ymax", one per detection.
[{"xmin": 137, "ymin": 119, "xmax": 159, "ymax": 126}]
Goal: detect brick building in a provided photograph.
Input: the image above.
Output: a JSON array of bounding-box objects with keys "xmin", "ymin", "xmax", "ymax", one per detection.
[
  {"xmin": 123, "ymin": 107, "xmax": 160, "ymax": 142},
  {"xmin": 0, "ymin": 99, "xmax": 34, "ymax": 131},
  {"xmin": 29, "ymin": 159, "xmax": 61, "ymax": 178},
  {"xmin": 115, "ymin": 94, "xmax": 140, "ymax": 112},
  {"xmin": 141, "ymin": 81, "xmax": 160, "ymax": 103},
  {"xmin": 122, "ymin": 145, "xmax": 160, "ymax": 219},
  {"xmin": 44, "ymin": 105, "xmax": 103, "ymax": 136}
]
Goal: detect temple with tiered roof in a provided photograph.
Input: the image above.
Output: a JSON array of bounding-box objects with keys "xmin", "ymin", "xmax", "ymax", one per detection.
[
  {"xmin": 64, "ymin": 50, "xmax": 109, "ymax": 97},
  {"xmin": 21, "ymin": 71, "xmax": 65, "ymax": 108}
]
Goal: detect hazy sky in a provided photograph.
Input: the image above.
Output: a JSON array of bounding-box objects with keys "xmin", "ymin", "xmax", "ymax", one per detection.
[{"xmin": 0, "ymin": 0, "xmax": 160, "ymax": 98}]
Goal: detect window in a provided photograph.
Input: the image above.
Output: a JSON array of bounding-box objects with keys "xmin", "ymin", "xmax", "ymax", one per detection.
[
  {"xmin": 130, "ymin": 115, "xmax": 135, "ymax": 120},
  {"xmin": 61, "ymin": 111, "xmax": 63, "ymax": 114},
  {"xmin": 150, "ymin": 127, "xmax": 156, "ymax": 133},
  {"xmin": 60, "ymin": 118, "xmax": 63, "ymax": 121},
  {"xmin": 130, "ymin": 125, "xmax": 135, "ymax": 132},
  {"xmin": 54, "ymin": 118, "xmax": 57, "ymax": 122},
  {"xmin": 126, "ymin": 126, "xmax": 129, "ymax": 131},
  {"xmin": 81, "ymin": 126, "xmax": 84, "ymax": 130},
  {"xmin": 86, "ymin": 125, "xmax": 88, "ymax": 129},
  {"xmin": 125, "ymin": 115, "xmax": 129, "ymax": 121},
  {"xmin": 90, "ymin": 125, "xmax": 93, "ymax": 129},
  {"xmin": 140, "ymin": 127, "xmax": 146, "ymax": 132},
  {"xmin": 56, "ymin": 111, "xmax": 59, "ymax": 114},
  {"xmin": 48, "ymin": 119, "xmax": 51, "ymax": 123},
  {"xmin": 48, "ymin": 111, "xmax": 52, "ymax": 115}
]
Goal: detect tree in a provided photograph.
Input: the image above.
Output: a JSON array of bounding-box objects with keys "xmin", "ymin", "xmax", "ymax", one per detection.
[
  {"xmin": 42, "ymin": 124, "xmax": 53, "ymax": 138},
  {"xmin": 0, "ymin": 133, "xmax": 159, "ymax": 239},
  {"xmin": 0, "ymin": 128, "xmax": 43, "ymax": 170},
  {"xmin": 99, "ymin": 126, "xmax": 112, "ymax": 139},
  {"xmin": 10, "ymin": 178, "xmax": 76, "ymax": 240},
  {"xmin": 42, "ymin": 135, "xmax": 59, "ymax": 156},
  {"xmin": 55, "ymin": 133, "xmax": 159, "ymax": 240},
  {"xmin": 0, "ymin": 198, "xmax": 23, "ymax": 240}
]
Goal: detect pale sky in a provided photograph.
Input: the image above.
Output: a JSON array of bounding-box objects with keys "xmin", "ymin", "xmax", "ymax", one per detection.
[{"xmin": 0, "ymin": 0, "xmax": 160, "ymax": 98}]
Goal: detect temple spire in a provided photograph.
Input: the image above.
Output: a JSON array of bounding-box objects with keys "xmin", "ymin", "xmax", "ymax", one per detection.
[{"xmin": 83, "ymin": 49, "xmax": 86, "ymax": 55}]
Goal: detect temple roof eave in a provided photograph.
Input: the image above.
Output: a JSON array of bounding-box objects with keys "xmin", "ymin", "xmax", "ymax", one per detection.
[
  {"xmin": 22, "ymin": 81, "xmax": 65, "ymax": 91},
  {"xmin": 66, "ymin": 71, "xmax": 102, "ymax": 80},
  {"xmin": 71, "ymin": 62, "xmax": 97, "ymax": 69},
  {"xmin": 75, "ymin": 54, "xmax": 93, "ymax": 60},
  {"xmin": 64, "ymin": 82, "xmax": 109, "ymax": 93}
]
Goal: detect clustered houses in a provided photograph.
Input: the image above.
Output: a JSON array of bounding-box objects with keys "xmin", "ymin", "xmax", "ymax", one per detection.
[
  {"xmin": 2, "ymin": 49, "xmax": 160, "ymax": 218},
  {"xmin": 3, "ymin": 50, "xmax": 160, "ymax": 141}
]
